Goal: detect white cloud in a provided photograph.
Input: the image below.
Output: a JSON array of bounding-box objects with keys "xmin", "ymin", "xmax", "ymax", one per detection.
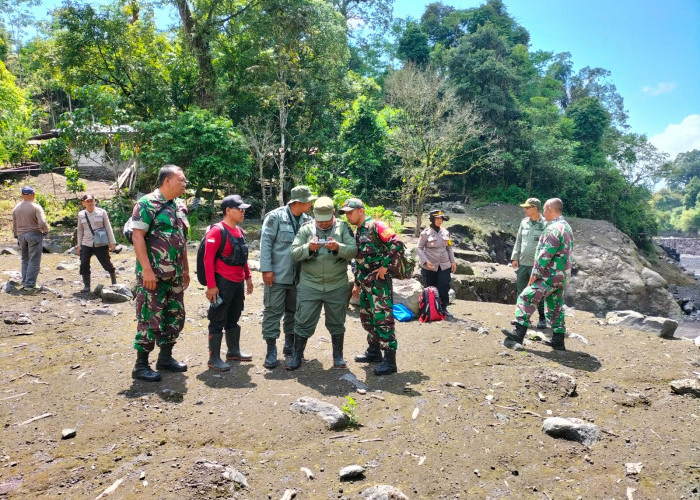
[
  {"xmin": 649, "ymin": 115, "xmax": 700, "ymax": 160},
  {"xmin": 641, "ymin": 82, "xmax": 677, "ymax": 96}
]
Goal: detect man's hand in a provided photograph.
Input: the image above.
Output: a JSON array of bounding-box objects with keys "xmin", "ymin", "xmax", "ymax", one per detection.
[
  {"xmin": 263, "ymin": 271, "xmax": 274, "ymax": 287},
  {"xmin": 309, "ymin": 237, "xmax": 321, "ymax": 252},
  {"xmin": 246, "ymin": 277, "xmax": 254, "ymax": 295},
  {"xmin": 182, "ymin": 271, "xmax": 190, "ymax": 291},
  {"xmin": 528, "ymin": 276, "xmax": 536, "ymax": 286},
  {"xmin": 206, "ymin": 286, "xmax": 219, "ymax": 303},
  {"xmin": 109, "ymin": 244, "xmax": 115, "ymax": 252},
  {"xmin": 352, "ymin": 284, "xmax": 360, "ymax": 300},
  {"xmin": 512, "ymin": 260, "xmax": 519, "ymax": 269},
  {"xmin": 424, "ymin": 261, "xmax": 435, "ymax": 270},
  {"xmin": 76, "ymin": 246, "xmax": 81, "ymax": 256},
  {"xmin": 324, "ymin": 237, "xmax": 339, "ymax": 252},
  {"xmin": 451, "ymin": 261, "xmax": 457, "ymax": 273},
  {"xmin": 372, "ymin": 266, "xmax": 388, "ymax": 280},
  {"xmin": 142, "ymin": 268, "xmax": 157, "ymax": 291}
]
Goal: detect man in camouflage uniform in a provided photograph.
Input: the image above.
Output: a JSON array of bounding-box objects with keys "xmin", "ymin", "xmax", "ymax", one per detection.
[
  {"xmin": 342, "ymin": 198, "xmax": 405, "ymax": 376},
  {"xmin": 131, "ymin": 165, "xmax": 190, "ymax": 382},
  {"xmin": 502, "ymin": 198, "xmax": 574, "ymax": 351}
]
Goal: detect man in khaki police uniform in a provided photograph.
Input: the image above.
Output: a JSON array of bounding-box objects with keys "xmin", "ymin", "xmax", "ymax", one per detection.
[
  {"xmin": 511, "ymin": 197, "xmax": 547, "ymax": 330},
  {"xmin": 285, "ymin": 197, "xmax": 357, "ymax": 371}
]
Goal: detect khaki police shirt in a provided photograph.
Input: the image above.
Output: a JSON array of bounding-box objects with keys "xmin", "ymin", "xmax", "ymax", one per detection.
[{"xmin": 416, "ymin": 226, "xmax": 455, "ymax": 271}]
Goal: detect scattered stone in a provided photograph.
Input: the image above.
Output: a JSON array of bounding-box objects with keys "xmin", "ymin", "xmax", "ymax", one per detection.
[
  {"xmin": 248, "ymin": 260, "xmax": 260, "ymax": 272},
  {"xmin": 300, "ymin": 467, "xmax": 314, "ymax": 480},
  {"xmin": 291, "ymin": 397, "xmax": 349, "ymax": 430},
  {"xmin": 113, "ymin": 244, "xmax": 127, "ymax": 254},
  {"xmin": 100, "ymin": 285, "xmax": 132, "ymax": 303},
  {"xmin": 139, "ymin": 471, "xmax": 146, "ymax": 480},
  {"xmin": 340, "ymin": 372, "xmax": 370, "ymax": 391},
  {"xmin": 359, "ymin": 485, "xmax": 409, "ymax": 500},
  {"xmin": 669, "ymin": 378, "xmax": 700, "ymax": 397},
  {"xmin": 91, "ymin": 307, "xmax": 119, "ymax": 316},
  {"xmin": 605, "ymin": 310, "xmax": 678, "ymax": 338},
  {"xmin": 503, "ymin": 338, "xmax": 524, "ymax": 351},
  {"xmin": 542, "ymin": 417, "xmax": 601, "ymax": 446},
  {"xmin": 280, "ymin": 489, "xmax": 296, "ymax": 500},
  {"xmin": 222, "ymin": 467, "xmax": 249, "ymax": 489},
  {"xmin": 94, "ymin": 477, "xmax": 124, "ymax": 499},
  {"xmin": 534, "ymin": 369, "xmax": 577, "ymax": 397},
  {"xmin": 61, "ymin": 428, "xmax": 76, "ymax": 440},
  {"xmin": 625, "ymin": 462, "xmax": 643, "ymax": 475},
  {"xmin": 339, "ymin": 464, "xmax": 365, "ymax": 480},
  {"xmin": 4, "ymin": 315, "xmax": 32, "ymax": 325},
  {"xmin": 1, "ymin": 248, "xmax": 18, "ymax": 255},
  {"xmin": 614, "ymin": 392, "xmax": 650, "ymax": 407},
  {"xmin": 56, "ymin": 262, "xmax": 77, "ymax": 271},
  {"xmin": 694, "ymin": 335, "xmax": 700, "ymax": 348},
  {"xmin": 477, "ymin": 327, "xmax": 489, "ymax": 335}
]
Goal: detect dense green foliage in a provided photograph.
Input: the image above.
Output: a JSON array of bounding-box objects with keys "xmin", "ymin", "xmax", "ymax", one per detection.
[{"xmin": 1, "ymin": 0, "xmax": 695, "ymax": 241}]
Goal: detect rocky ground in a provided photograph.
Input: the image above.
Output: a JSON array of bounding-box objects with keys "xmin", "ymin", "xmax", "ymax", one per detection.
[{"xmin": 1, "ymin": 249, "xmax": 699, "ymax": 499}]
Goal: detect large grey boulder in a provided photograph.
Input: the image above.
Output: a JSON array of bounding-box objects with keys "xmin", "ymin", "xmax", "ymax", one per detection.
[
  {"xmin": 393, "ymin": 279, "xmax": 423, "ymax": 314},
  {"xmin": 290, "ymin": 397, "xmax": 349, "ymax": 430},
  {"xmin": 605, "ymin": 310, "xmax": 678, "ymax": 338},
  {"xmin": 566, "ymin": 219, "xmax": 681, "ymax": 319}
]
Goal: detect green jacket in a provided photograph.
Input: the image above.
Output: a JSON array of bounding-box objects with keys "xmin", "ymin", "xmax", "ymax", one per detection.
[
  {"xmin": 259, "ymin": 205, "xmax": 312, "ymax": 285},
  {"xmin": 510, "ymin": 215, "xmax": 546, "ymax": 267},
  {"xmin": 290, "ymin": 219, "xmax": 358, "ymax": 291}
]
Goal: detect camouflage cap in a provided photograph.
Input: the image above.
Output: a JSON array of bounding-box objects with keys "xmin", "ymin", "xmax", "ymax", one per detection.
[
  {"xmin": 339, "ymin": 198, "xmax": 364, "ymax": 212},
  {"xmin": 313, "ymin": 196, "xmax": 335, "ymax": 222},
  {"xmin": 288, "ymin": 185, "xmax": 317, "ymax": 204},
  {"xmin": 519, "ymin": 197, "xmax": 541, "ymax": 210}
]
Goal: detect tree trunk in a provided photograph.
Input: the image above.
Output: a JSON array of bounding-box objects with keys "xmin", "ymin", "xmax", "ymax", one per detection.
[{"xmin": 174, "ymin": 0, "xmax": 216, "ymax": 108}]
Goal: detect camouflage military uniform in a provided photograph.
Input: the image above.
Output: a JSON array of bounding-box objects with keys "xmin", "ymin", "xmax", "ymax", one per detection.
[
  {"xmin": 354, "ymin": 217, "xmax": 404, "ymax": 350},
  {"xmin": 131, "ymin": 189, "xmax": 189, "ymax": 352},
  {"xmin": 515, "ymin": 216, "xmax": 573, "ymax": 334}
]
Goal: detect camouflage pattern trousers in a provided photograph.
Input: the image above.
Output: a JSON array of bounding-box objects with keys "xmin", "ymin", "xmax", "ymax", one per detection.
[
  {"xmin": 358, "ymin": 275, "xmax": 397, "ymax": 350},
  {"xmin": 134, "ymin": 276, "xmax": 185, "ymax": 352},
  {"xmin": 515, "ymin": 279, "xmax": 566, "ymax": 334}
]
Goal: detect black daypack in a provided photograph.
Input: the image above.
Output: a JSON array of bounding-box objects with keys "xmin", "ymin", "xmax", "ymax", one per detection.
[
  {"xmin": 195, "ymin": 224, "xmax": 249, "ymax": 286},
  {"xmin": 417, "ymin": 286, "xmax": 447, "ymax": 323}
]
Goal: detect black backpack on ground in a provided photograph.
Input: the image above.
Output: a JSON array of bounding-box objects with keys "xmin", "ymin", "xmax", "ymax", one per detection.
[{"xmin": 195, "ymin": 224, "xmax": 249, "ymax": 286}]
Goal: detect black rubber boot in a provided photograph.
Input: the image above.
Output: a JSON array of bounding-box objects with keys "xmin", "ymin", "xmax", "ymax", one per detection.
[
  {"xmin": 536, "ymin": 318, "xmax": 548, "ymax": 330},
  {"xmin": 373, "ymin": 348, "xmax": 397, "ymax": 376},
  {"xmin": 225, "ymin": 326, "xmax": 252, "ymax": 361},
  {"xmin": 156, "ymin": 343, "xmax": 188, "ymax": 372},
  {"xmin": 132, "ymin": 350, "xmax": 161, "ymax": 382},
  {"xmin": 354, "ymin": 343, "xmax": 383, "ymax": 363},
  {"xmin": 282, "ymin": 334, "xmax": 295, "ymax": 356},
  {"xmin": 80, "ymin": 275, "xmax": 90, "ymax": 293},
  {"xmin": 263, "ymin": 339, "xmax": 278, "ymax": 369},
  {"xmin": 502, "ymin": 323, "xmax": 527, "ymax": 345},
  {"xmin": 331, "ymin": 334, "xmax": 347, "ymax": 369},
  {"xmin": 285, "ymin": 335, "xmax": 307, "ymax": 371},
  {"xmin": 208, "ymin": 332, "xmax": 230, "ymax": 371},
  {"xmin": 543, "ymin": 333, "xmax": 566, "ymax": 351},
  {"xmin": 110, "ymin": 272, "xmax": 117, "ymax": 285}
]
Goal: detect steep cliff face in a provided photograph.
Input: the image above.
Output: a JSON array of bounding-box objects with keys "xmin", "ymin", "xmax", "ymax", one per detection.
[{"xmin": 566, "ymin": 218, "xmax": 682, "ymax": 319}]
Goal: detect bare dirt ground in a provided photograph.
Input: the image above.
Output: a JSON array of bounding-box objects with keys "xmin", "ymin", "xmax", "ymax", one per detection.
[{"xmin": 1, "ymin": 249, "xmax": 699, "ymax": 500}]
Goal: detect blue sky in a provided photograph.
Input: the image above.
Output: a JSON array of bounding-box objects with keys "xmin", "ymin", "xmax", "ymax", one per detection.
[
  {"xmin": 395, "ymin": 0, "xmax": 700, "ymax": 159},
  {"xmin": 24, "ymin": 0, "xmax": 700, "ymax": 158}
]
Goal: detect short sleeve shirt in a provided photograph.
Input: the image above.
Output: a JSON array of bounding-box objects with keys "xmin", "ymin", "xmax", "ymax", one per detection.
[{"xmin": 131, "ymin": 189, "xmax": 189, "ymax": 278}]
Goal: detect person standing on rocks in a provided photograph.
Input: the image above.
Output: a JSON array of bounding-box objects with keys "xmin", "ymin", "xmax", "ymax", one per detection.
[
  {"xmin": 342, "ymin": 198, "xmax": 405, "ymax": 376},
  {"xmin": 204, "ymin": 194, "xmax": 254, "ymax": 372},
  {"xmin": 417, "ymin": 209, "xmax": 457, "ymax": 319},
  {"xmin": 510, "ymin": 197, "xmax": 547, "ymax": 330},
  {"xmin": 11, "ymin": 186, "xmax": 49, "ymax": 292},
  {"xmin": 502, "ymin": 198, "xmax": 574, "ymax": 351},
  {"xmin": 131, "ymin": 165, "xmax": 190, "ymax": 382},
  {"xmin": 76, "ymin": 194, "xmax": 117, "ymax": 293},
  {"xmin": 285, "ymin": 197, "xmax": 357, "ymax": 371},
  {"xmin": 259, "ymin": 185, "xmax": 315, "ymax": 369}
]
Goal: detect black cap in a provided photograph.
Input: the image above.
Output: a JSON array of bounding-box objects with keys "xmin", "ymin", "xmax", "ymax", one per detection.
[
  {"xmin": 222, "ymin": 194, "xmax": 251, "ymax": 211},
  {"xmin": 429, "ymin": 209, "xmax": 450, "ymax": 221}
]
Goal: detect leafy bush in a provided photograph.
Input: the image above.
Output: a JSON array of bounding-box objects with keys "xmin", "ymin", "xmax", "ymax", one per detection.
[
  {"xmin": 34, "ymin": 137, "xmax": 71, "ymax": 172},
  {"xmin": 474, "ymin": 185, "xmax": 530, "ymax": 205},
  {"xmin": 64, "ymin": 167, "xmax": 87, "ymax": 193}
]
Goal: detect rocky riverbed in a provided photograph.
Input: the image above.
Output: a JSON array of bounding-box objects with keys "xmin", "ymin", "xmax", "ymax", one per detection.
[{"xmin": 1, "ymin": 250, "xmax": 699, "ymax": 499}]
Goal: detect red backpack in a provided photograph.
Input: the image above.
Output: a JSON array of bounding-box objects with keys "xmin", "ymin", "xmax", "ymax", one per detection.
[{"xmin": 418, "ymin": 286, "xmax": 447, "ymax": 322}]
